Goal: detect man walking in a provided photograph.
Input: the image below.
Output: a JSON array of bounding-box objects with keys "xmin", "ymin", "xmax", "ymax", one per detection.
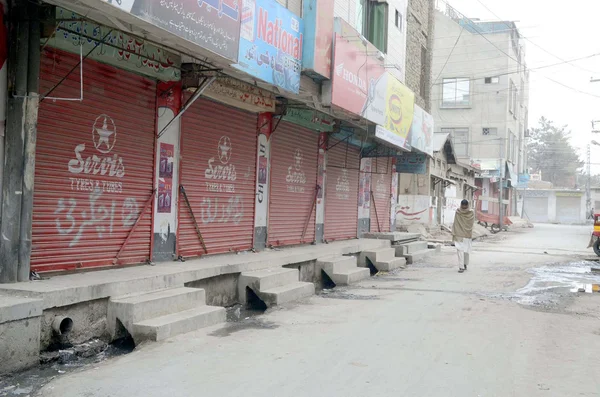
[{"xmin": 452, "ymin": 199, "xmax": 475, "ymax": 273}]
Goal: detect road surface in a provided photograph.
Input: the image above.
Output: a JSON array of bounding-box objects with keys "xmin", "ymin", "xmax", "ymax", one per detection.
[{"xmin": 36, "ymin": 224, "xmax": 600, "ymax": 397}]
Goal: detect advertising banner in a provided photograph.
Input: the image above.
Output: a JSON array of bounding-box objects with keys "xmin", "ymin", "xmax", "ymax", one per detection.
[
  {"xmin": 282, "ymin": 108, "xmax": 334, "ymax": 132},
  {"xmin": 235, "ymin": 0, "xmax": 304, "ymax": 94},
  {"xmin": 410, "ymin": 105, "xmax": 434, "ymax": 156},
  {"xmin": 396, "ymin": 152, "xmax": 427, "ymax": 174},
  {"xmin": 302, "ymin": 0, "xmax": 334, "ymax": 79},
  {"xmin": 104, "ymin": 0, "xmax": 241, "ymax": 62},
  {"xmin": 330, "ymin": 19, "xmax": 414, "ymax": 151}
]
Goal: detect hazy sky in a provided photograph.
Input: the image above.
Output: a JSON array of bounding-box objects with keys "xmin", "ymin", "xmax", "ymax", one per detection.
[{"xmin": 438, "ymin": 0, "xmax": 600, "ymax": 174}]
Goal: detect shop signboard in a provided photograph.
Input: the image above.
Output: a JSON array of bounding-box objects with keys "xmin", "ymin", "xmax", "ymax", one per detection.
[
  {"xmin": 396, "ymin": 152, "xmax": 427, "ymax": 174},
  {"xmin": 234, "ymin": 0, "xmax": 304, "ymax": 94},
  {"xmin": 282, "ymin": 108, "xmax": 334, "ymax": 132},
  {"xmin": 104, "ymin": 0, "xmax": 241, "ymax": 62},
  {"xmin": 410, "ymin": 105, "xmax": 434, "ymax": 156},
  {"xmin": 302, "ymin": 0, "xmax": 334, "ymax": 79}
]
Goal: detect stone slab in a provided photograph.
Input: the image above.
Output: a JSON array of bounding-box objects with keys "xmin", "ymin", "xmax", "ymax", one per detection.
[
  {"xmin": 362, "ymin": 232, "xmax": 421, "ymax": 243},
  {"xmin": 0, "ymin": 295, "xmax": 43, "ymax": 323}
]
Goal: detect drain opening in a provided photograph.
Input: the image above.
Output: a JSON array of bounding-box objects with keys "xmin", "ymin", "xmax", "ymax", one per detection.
[
  {"xmin": 365, "ymin": 258, "xmax": 378, "ymax": 276},
  {"xmin": 321, "ymin": 269, "xmax": 336, "ymax": 289},
  {"xmin": 245, "ymin": 286, "xmax": 267, "ymax": 311}
]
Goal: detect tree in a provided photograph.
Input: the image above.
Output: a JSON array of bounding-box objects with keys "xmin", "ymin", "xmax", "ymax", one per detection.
[{"xmin": 527, "ymin": 117, "xmax": 583, "ymax": 188}]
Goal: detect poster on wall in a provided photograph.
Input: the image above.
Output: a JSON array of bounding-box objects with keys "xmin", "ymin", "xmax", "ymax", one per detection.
[
  {"xmin": 158, "ymin": 143, "xmax": 174, "ymax": 213},
  {"xmin": 104, "ymin": 0, "xmax": 241, "ymax": 62},
  {"xmin": 234, "ymin": 0, "xmax": 304, "ymax": 94},
  {"xmin": 410, "ymin": 105, "xmax": 434, "ymax": 156}
]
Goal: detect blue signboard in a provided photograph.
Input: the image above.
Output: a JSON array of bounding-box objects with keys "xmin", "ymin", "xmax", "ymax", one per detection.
[
  {"xmin": 234, "ymin": 0, "xmax": 304, "ymax": 94},
  {"xmin": 396, "ymin": 153, "xmax": 427, "ymax": 174}
]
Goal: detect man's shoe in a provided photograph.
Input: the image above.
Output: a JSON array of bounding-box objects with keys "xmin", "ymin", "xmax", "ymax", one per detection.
[{"xmin": 458, "ymin": 268, "xmax": 465, "ymax": 273}]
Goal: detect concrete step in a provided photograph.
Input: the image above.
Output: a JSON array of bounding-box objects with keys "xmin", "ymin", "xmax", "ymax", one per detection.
[
  {"xmin": 328, "ymin": 267, "xmax": 371, "ymax": 285},
  {"xmin": 133, "ymin": 305, "xmax": 226, "ymax": 342},
  {"xmin": 108, "ymin": 287, "xmax": 206, "ymax": 338},
  {"xmin": 359, "ymin": 248, "xmax": 396, "ymax": 266},
  {"xmin": 317, "ymin": 256, "xmax": 357, "ymax": 273},
  {"xmin": 259, "ymin": 282, "xmax": 315, "ymax": 306},
  {"xmin": 405, "ymin": 249, "xmax": 434, "ymax": 265},
  {"xmin": 238, "ymin": 268, "xmax": 299, "ymax": 299},
  {"xmin": 373, "ymin": 257, "xmax": 407, "ymax": 272},
  {"xmin": 394, "ymin": 241, "xmax": 428, "ymax": 256}
]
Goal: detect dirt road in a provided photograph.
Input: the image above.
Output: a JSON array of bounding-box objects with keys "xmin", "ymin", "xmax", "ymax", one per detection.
[{"xmin": 35, "ymin": 224, "xmax": 600, "ymax": 397}]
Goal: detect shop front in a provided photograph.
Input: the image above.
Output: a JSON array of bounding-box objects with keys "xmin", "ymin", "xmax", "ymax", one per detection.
[{"xmin": 31, "ymin": 11, "xmax": 181, "ymax": 271}]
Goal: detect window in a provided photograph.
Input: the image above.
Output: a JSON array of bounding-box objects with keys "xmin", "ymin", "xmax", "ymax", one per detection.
[
  {"xmin": 359, "ymin": 0, "xmax": 388, "ymax": 53},
  {"xmin": 442, "ymin": 78, "xmax": 470, "ymax": 107},
  {"xmin": 442, "ymin": 127, "xmax": 469, "ymax": 157},
  {"xmin": 395, "ymin": 10, "xmax": 403, "ymax": 31},
  {"xmin": 482, "ymin": 127, "xmax": 498, "ymax": 136},
  {"xmin": 485, "ymin": 76, "xmax": 499, "ymax": 84},
  {"xmin": 509, "ymin": 80, "xmax": 517, "ymax": 116}
]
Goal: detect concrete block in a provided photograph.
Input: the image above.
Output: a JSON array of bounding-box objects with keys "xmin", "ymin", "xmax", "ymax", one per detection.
[
  {"xmin": 362, "ymin": 232, "xmax": 421, "ymax": 243},
  {"xmin": 0, "ymin": 316, "xmax": 41, "ymax": 375},
  {"xmin": 238, "ymin": 268, "xmax": 299, "ymax": 300},
  {"xmin": 133, "ymin": 305, "xmax": 226, "ymax": 342},
  {"xmin": 373, "ymin": 258, "xmax": 407, "ymax": 272},
  {"xmin": 359, "ymin": 248, "xmax": 396, "ymax": 266},
  {"xmin": 259, "ymin": 282, "xmax": 315, "ymax": 306},
  {"xmin": 329, "ymin": 268, "xmax": 371, "ymax": 285},
  {"xmin": 317, "ymin": 256, "xmax": 357, "ymax": 273},
  {"xmin": 405, "ymin": 249, "xmax": 434, "ymax": 265},
  {"xmin": 108, "ymin": 287, "xmax": 205, "ymax": 338},
  {"xmin": 0, "ymin": 296, "xmax": 43, "ymax": 323},
  {"xmin": 396, "ymin": 241, "xmax": 428, "ymax": 255}
]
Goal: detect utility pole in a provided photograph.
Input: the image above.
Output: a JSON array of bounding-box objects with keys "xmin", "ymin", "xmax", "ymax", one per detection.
[
  {"xmin": 499, "ymin": 138, "xmax": 504, "ymax": 231},
  {"xmin": 587, "ymin": 144, "xmax": 591, "ymax": 218}
]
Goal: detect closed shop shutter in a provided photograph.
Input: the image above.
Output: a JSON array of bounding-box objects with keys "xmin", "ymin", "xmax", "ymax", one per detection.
[
  {"xmin": 523, "ymin": 197, "xmax": 548, "ymax": 223},
  {"xmin": 556, "ymin": 196, "xmax": 581, "ymax": 224},
  {"xmin": 32, "ymin": 48, "xmax": 156, "ymax": 272},
  {"xmin": 324, "ymin": 143, "xmax": 360, "ymax": 241},
  {"xmin": 370, "ymin": 160, "xmax": 392, "ymax": 232},
  {"xmin": 268, "ymin": 122, "xmax": 318, "ymax": 246},
  {"xmin": 179, "ymin": 98, "xmax": 257, "ymax": 257}
]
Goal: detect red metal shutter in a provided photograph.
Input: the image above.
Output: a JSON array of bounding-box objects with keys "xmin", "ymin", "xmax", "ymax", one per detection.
[
  {"xmin": 32, "ymin": 48, "xmax": 156, "ymax": 272},
  {"xmin": 324, "ymin": 143, "xmax": 360, "ymax": 241},
  {"xmin": 370, "ymin": 159, "xmax": 392, "ymax": 232},
  {"xmin": 268, "ymin": 122, "xmax": 318, "ymax": 246},
  {"xmin": 178, "ymin": 98, "xmax": 257, "ymax": 257}
]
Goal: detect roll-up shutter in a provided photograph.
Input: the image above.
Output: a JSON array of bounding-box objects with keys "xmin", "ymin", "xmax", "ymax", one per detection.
[
  {"xmin": 268, "ymin": 122, "xmax": 318, "ymax": 246},
  {"xmin": 523, "ymin": 196, "xmax": 548, "ymax": 223},
  {"xmin": 32, "ymin": 48, "xmax": 156, "ymax": 272},
  {"xmin": 179, "ymin": 98, "xmax": 257, "ymax": 257},
  {"xmin": 370, "ymin": 160, "xmax": 392, "ymax": 232},
  {"xmin": 324, "ymin": 143, "xmax": 360, "ymax": 241},
  {"xmin": 556, "ymin": 196, "xmax": 581, "ymax": 224}
]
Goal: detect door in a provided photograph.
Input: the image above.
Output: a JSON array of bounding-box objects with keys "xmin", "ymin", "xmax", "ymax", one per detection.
[
  {"xmin": 32, "ymin": 48, "xmax": 156, "ymax": 272},
  {"xmin": 268, "ymin": 122, "xmax": 318, "ymax": 246},
  {"xmin": 556, "ymin": 196, "xmax": 581, "ymax": 224},
  {"xmin": 178, "ymin": 98, "xmax": 257, "ymax": 257},
  {"xmin": 324, "ymin": 142, "xmax": 360, "ymax": 241},
  {"xmin": 370, "ymin": 159, "xmax": 392, "ymax": 232},
  {"xmin": 523, "ymin": 196, "xmax": 548, "ymax": 223}
]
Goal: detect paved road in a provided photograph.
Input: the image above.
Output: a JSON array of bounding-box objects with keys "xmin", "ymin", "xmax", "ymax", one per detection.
[{"xmin": 38, "ymin": 224, "xmax": 600, "ymax": 397}]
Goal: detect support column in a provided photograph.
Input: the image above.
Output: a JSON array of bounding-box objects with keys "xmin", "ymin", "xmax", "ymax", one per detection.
[
  {"xmin": 153, "ymin": 81, "xmax": 182, "ymax": 261},
  {"xmin": 357, "ymin": 157, "xmax": 371, "ymax": 235},
  {"xmin": 390, "ymin": 157, "xmax": 398, "ymax": 231},
  {"xmin": 0, "ymin": 2, "xmax": 29, "ymax": 283},
  {"xmin": 315, "ymin": 132, "xmax": 327, "ymax": 243},
  {"xmin": 253, "ymin": 112, "xmax": 272, "ymax": 250}
]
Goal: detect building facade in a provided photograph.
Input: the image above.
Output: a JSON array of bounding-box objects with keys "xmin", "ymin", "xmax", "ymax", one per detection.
[{"xmin": 431, "ymin": 4, "xmax": 529, "ymax": 221}]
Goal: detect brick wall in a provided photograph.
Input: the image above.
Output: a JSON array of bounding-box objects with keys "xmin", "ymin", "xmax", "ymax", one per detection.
[{"xmin": 406, "ymin": 0, "xmax": 434, "ymax": 112}]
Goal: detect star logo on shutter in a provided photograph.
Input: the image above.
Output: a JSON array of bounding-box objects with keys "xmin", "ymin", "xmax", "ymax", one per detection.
[
  {"xmin": 294, "ymin": 149, "xmax": 303, "ymax": 171},
  {"xmin": 218, "ymin": 136, "xmax": 232, "ymax": 164},
  {"xmin": 92, "ymin": 114, "xmax": 117, "ymax": 154}
]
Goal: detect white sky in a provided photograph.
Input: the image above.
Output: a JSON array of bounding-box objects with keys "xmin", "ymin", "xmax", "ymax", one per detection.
[{"xmin": 438, "ymin": 0, "xmax": 600, "ymax": 174}]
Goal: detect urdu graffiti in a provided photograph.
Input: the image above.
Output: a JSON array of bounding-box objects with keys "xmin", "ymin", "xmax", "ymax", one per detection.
[
  {"xmin": 286, "ymin": 148, "xmax": 306, "ymax": 193},
  {"xmin": 335, "ymin": 169, "xmax": 350, "ymax": 200}
]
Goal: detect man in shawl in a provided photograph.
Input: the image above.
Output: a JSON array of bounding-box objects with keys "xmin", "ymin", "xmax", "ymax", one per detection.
[{"xmin": 452, "ymin": 199, "xmax": 475, "ymax": 273}]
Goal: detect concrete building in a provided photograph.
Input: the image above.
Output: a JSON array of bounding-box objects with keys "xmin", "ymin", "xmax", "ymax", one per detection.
[
  {"xmin": 520, "ymin": 189, "xmax": 586, "ymax": 224},
  {"xmin": 431, "ymin": 4, "xmax": 530, "ymax": 220}
]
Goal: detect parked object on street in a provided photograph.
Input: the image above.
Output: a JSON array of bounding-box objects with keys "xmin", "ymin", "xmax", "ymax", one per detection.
[
  {"xmin": 476, "ymin": 210, "xmax": 512, "ymax": 234},
  {"xmin": 453, "ymin": 200, "xmax": 475, "ymax": 273},
  {"xmin": 586, "ymin": 213, "xmax": 600, "ymax": 256}
]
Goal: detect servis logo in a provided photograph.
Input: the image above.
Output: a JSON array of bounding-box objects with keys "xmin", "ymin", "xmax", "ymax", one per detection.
[
  {"xmin": 68, "ymin": 114, "xmax": 125, "ymax": 178},
  {"xmin": 205, "ymin": 135, "xmax": 237, "ymax": 181}
]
